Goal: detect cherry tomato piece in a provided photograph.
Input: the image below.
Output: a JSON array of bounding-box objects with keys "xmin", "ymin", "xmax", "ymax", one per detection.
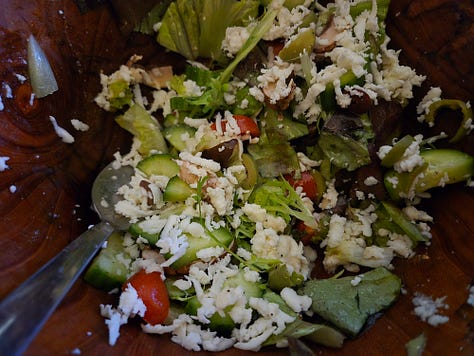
[
  {"xmin": 295, "ymin": 220, "xmax": 317, "ymax": 245},
  {"xmin": 123, "ymin": 270, "xmax": 170, "ymax": 325},
  {"xmin": 211, "ymin": 115, "xmax": 260, "ymax": 137},
  {"xmin": 285, "ymin": 171, "xmax": 319, "ymax": 201}
]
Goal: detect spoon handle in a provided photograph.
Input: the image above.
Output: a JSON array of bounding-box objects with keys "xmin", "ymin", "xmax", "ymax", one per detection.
[{"xmin": 0, "ymin": 221, "xmax": 115, "ymax": 356}]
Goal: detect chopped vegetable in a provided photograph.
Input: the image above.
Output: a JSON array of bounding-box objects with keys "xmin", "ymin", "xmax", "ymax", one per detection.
[
  {"xmin": 87, "ymin": 0, "xmax": 474, "ymax": 352},
  {"xmin": 423, "ymin": 99, "xmax": 473, "ymax": 142},
  {"xmin": 250, "ymin": 178, "xmax": 318, "ymax": 229},
  {"xmin": 115, "ymin": 104, "xmax": 168, "ymax": 155},
  {"xmin": 210, "ymin": 114, "xmax": 260, "ymax": 138},
  {"xmin": 284, "ymin": 171, "xmax": 320, "ymax": 201},
  {"xmin": 301, "ymin": 267, "xmax": 401, "ymax": 336},
  {"xmin": 318, "ymin": 113, "xmax": 372, "ymax": 171},
  {"xmin": 124, "ymin": 270, "xmax": 170, "ymax": 325},
  {"xmin": 27, "ymin": 34, "xmax": 58, "ymax": 98},
  {"xmin": 405, "ymin": 333, "xmax": 427, "ymax": 356},
  {"xmin": 384, "ymin": 149, "xmax": 474, "ymax": 200},
  {"xmin": 84, "ymin": 231, "xmax": 131, "ymax": 291},
  {"xmin": 157, "ymin": 0, "xmax": 259, "ymax": 63}
]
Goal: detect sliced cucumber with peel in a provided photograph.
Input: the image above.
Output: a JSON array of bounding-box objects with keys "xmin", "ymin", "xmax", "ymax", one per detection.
[
  {"xmin": 83, "ymin": 231, "xmax": 131, "ymax": 291},
  {"xmin": 163, "ymin": 176, "xmax": 195, "ymax": 202},
  {"xmin": 184, "ymin": 268, "xmax": 263, "ymax": 334},
  {"xmin": 129, "ymin": 222, "xmax": 160, "ymax": 244},
  {"xmin": 163, "ymin": 124, "xmax": 196, "ymax": 152},
  {"xmin": 170, "ymin": 226, "xmax": 234, "ymax": 270},
  {"xmin": 137, "ymin": 154, "xmax": 179, "ymax": 177}
]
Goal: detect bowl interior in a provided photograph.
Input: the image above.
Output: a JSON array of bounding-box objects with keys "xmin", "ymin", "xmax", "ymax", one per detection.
[{"xmin": 0, "ymin": 1, "xmax": 472, "ymax": 355}]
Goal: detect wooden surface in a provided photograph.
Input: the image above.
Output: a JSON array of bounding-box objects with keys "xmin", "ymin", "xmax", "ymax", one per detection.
[{"xmin": 0, "ymin": 0, "xmax": 472, "ymax": 355}]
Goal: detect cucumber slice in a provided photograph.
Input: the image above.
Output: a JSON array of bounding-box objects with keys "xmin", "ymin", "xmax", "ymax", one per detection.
[
  {"xmin": 137, "ymin": 154, "xmax": 179, "ymax": 177},
  {"xmin": 223, "ymin": 269, "xmax": 264, "ymax": 299},
  {"xmin": 128, "ymin": 222, "xmax": 160, "ymax": 244},
  {"xmin": 185, "ymin": 295, "xmax": 235, "ymax": 335},
  {"xmin": 184, "ymin": 268, "xmax": 263, "ymax": 334},
  {"xmin": 163, "ymin": 124, "xmax": 196, "ymax": 152},
  {"xmin": 384, "ymin": 149, "xmax": 474, "ymax": 200},
  {"xmin": 163, "ymin": 176, "xmax": 195, "ymax": 202},
  {"xmin": 171, "ymin": 227, "xmax": 234, "ymax": 270},
  {"xmin": 83, "ymin": 231, "xmax": 131, "ymax": 291}
]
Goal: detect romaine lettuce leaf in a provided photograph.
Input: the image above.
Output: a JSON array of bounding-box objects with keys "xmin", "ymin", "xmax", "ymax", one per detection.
[
  {"xmin": 157, "ymin": 0, "xmax": 259, "ymax": 62},
  {"xmin": 301, "ymin": 267, "xmax": 401, "ymax": 336}
]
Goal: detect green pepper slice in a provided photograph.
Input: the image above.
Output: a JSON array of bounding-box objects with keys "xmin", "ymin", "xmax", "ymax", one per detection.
[
  {"xmin": 384, "ymin": 149, "xmax": 474, "ymax": 200},
  {"xmin": 380, "ymin": 135, "xmax": 415, "ymax": 168},
  {"xmin": 424, "ymin": 99, "xmax": 473, "ymax": 143}
]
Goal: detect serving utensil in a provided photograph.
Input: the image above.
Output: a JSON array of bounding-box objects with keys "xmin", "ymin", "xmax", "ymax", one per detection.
[{"xmin": 0, "ymin": 163, "xmax": 133, "ymax": 356}]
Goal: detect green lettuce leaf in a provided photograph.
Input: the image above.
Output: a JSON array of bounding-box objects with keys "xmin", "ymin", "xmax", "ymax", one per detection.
[
  {"xmin": 300, "ymin": 267, "xmax": 401, "ymax": 336},
  {"xmin": 157, "ymin": 0, "xmax": 259, "ymax": 62}
]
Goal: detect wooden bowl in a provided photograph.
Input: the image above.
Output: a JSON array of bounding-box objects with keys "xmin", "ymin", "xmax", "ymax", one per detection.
[{"xmin": 0, "ymin": 1, "xmax": 472, "ymax": 355}]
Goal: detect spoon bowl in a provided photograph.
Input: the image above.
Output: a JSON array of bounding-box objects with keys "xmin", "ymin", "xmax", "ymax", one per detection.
[
  {"xmin": 0, "ymin": 162, "xmax": 133, "ymax": 356},
  {"xmin": 92, "ymin": 163, "xmax": 134, "ymax": 231}
]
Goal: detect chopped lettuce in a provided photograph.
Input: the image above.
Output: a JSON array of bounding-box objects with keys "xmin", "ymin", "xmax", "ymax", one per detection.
[
  {"xmin": 134, "ymin": 1, "xmax": 174, "ymax": 35},
  {"xmin": 262, "ymin": 290, "xmax": 346, "ymax": 348},
  {"xmin": 301, "ymin": 267, "xmax": 401, "ymax": 336},
  {"xmin": 157, "ymin": 0, "xmax": 259, "ymax": 63},
  {"xmin": 115, "ymin": 104, "xmax": 168, "ymax": 155},
  {"xmin": 262, "ymin": 108, "xmax": 309, "ymax": 141},
  {"xmin": 247, "ymin": 142, "xmax": 300, "ymax": 177},
  {"xmin": 249, "ymin": 178, "xmax": 318, "ymax": 229},
  {"xmin": 164, "ymin": 4, "xmax": 279, "ymax": 117}
]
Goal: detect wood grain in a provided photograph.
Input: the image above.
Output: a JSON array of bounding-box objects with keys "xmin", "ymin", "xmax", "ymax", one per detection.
[{"xmin": 0, "ymin": 0, "xmax": 472, "ymax": 355}]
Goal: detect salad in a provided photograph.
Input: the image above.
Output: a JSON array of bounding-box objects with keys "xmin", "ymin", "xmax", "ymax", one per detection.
[{"xmin": 85, "ymin": 0, "xmax": 473, "ymax": 353}]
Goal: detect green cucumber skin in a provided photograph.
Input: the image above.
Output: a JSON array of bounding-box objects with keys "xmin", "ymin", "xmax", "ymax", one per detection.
[
  {"xmin": 163, "ymin": 124, "xmax": 196, "ymax": 152},
  {"xmin": 184, "ymin": 269, "xmax": 263, "ymax": 334},
  {"xmin": 129, "ymin": 223, "xmax": 160, "ymax": 244},
  {"xmin": 171, "ymin": 227, "xmax": 234, "ymax": 270},
  {"xmin": 137, "ymin": 154, "xmax": 180, "ymax": 177},
  {"xmin": 163, "ymin": 176, "xmax": 195, "ymax": 202},
  {"xmin": 83, "ymin": 231, "xmax": 130, "ymax": 291}
]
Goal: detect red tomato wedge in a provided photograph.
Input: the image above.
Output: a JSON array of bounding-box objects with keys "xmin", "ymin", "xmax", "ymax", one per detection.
[
  {"xmin": 123, "ymin": 270, "xmax": 170, "ymax": 325},
  {"xmin": 210, "ymin": 115, "xmax": 260, "ymax": 137},
  {"xmin": 284, "ymin": 171, "xmax": 319, "ymax": 201}
]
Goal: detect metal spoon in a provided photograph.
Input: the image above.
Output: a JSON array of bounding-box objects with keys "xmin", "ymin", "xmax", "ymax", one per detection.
[{"xmin": 0, "ymin": 162, "xmax": 133, "ymax": 356}]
